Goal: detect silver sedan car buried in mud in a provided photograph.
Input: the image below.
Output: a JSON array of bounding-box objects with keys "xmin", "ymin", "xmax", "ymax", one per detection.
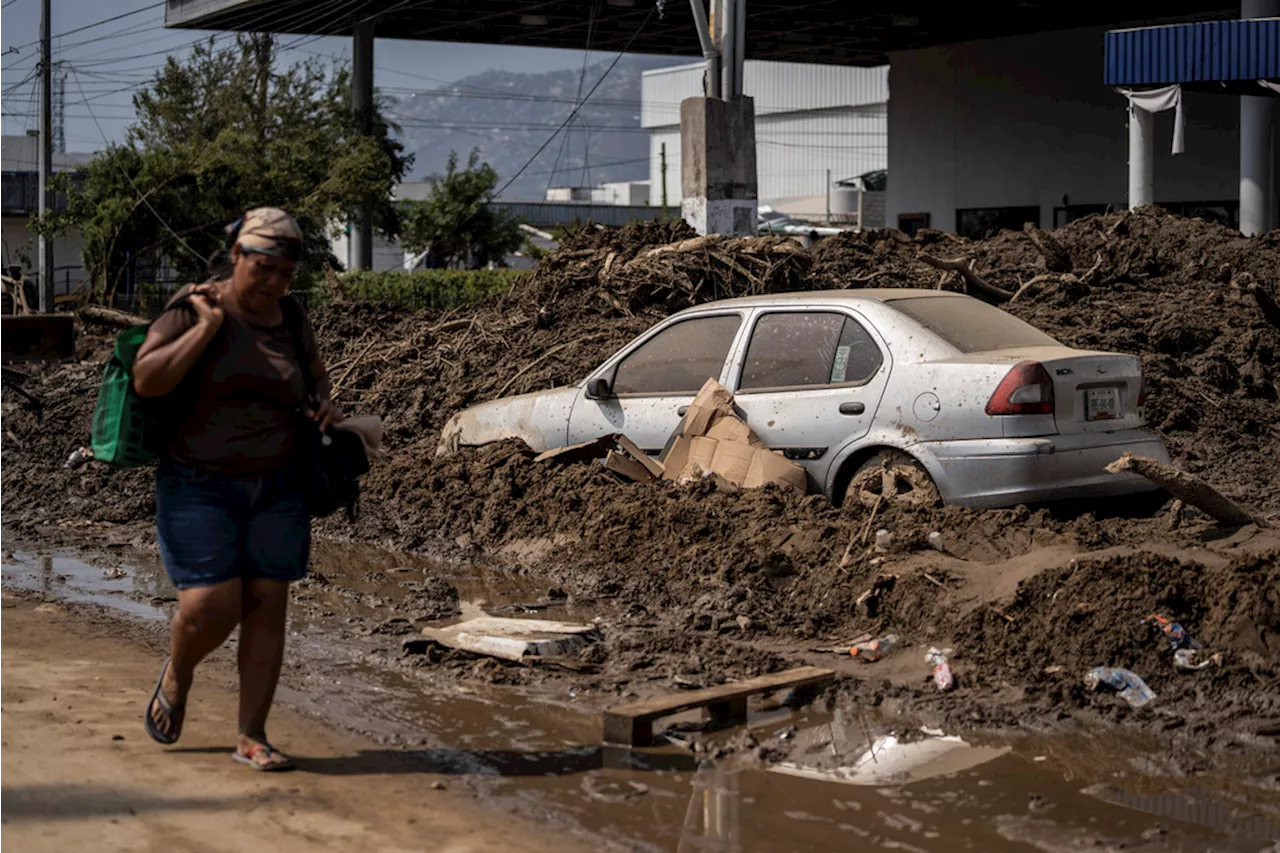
[{"xmin": 437, "ymin": 289, "xmax": 1171, "ymax": 508}]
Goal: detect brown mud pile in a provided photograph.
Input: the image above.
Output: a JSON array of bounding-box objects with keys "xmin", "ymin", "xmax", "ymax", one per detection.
[{"xmin": 3, "ymin": 208, "xmax": 1278, "ymax": 737}]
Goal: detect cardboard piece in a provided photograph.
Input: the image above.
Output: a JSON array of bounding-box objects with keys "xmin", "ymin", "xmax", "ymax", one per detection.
[
  {"xmin": 710, "ymin": 439, "xmax": 756, "ymax": 484},
  {"xmin": 614, "ymin": 434, "xmax": 665, "ymax": 480},
  {"xmin": 662, "ymin": 435, "xmax": 693, "ymax": 481},
  {"xmin": 658, "ymin": 378, "xmax": 809, "ymax": 493},
  {"xmin": 707, "ymin": 417, "xmax": 764, "ymax": 448},
  {"xmin": 744, "ymin": 447, "xmax": 808, "ymax": 493},
  {"xmin": 605, "ymin": 450, "xmax": 655, "ymax": 483},
  {"xmin": 683, "ymin": 378, "xmax": 737, "ymax": 438},
  {"xmin": 535, "ymin": 435, "xmax": 617, "ymax": 464},
  {"xmin": 687, "ymin": 437, "xmax": 719, "ymax": 473},
  {"xmin": 538, "ymin": 432, "xmax": 666, "ymax": 484}
]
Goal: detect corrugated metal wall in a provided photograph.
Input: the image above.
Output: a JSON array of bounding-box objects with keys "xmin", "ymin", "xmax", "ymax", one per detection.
[
  {"xmin": 1105, "ymin": 18, "xmax": 1280, "ymax": 86},
  {"xmin": 642, "ymin": 61, "xmax": 889, "ymax": 127},
  {"xmin": 643, "ymin": 61, "xmax": 888, "ymax": 207}
]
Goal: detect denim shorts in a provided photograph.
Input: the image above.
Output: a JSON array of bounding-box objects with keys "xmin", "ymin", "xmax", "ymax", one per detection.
[{"xmin": 155, "ymin": 456, "xmax": 310, "ymax": 590}]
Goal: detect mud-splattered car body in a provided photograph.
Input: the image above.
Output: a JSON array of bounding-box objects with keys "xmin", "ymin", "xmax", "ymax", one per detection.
[{"xmin": 438, "ymin": 290, "xmax": 1170, "ymax": 507}]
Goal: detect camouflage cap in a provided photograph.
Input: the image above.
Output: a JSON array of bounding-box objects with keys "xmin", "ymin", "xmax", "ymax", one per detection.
[{"xmin": 230, "ymin": 207, "xmax": 303, "ymax": 258}]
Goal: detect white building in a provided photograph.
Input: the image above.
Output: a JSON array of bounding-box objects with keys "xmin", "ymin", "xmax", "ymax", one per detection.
[
  {"xmin": 642, "ymin": 61, "xmax": 888, "ymax": 223},
  {"xmin": 1, "ymin": 134, "xmax": 97, "ymax": 295}
]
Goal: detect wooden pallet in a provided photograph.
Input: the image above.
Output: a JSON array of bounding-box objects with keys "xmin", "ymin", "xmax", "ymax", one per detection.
[{"xmin": 602, "ymin": 666, "xmax": 835, "ymax": 747}]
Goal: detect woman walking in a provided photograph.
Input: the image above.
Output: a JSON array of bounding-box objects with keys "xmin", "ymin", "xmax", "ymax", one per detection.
[{"xmin": 133, "ymin": 208, "xmax": 340, "ymax": 770}]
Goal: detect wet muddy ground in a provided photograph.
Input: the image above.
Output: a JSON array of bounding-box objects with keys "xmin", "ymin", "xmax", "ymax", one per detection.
[{"xmin": 5, "ymin": 538, "xmax": 1277, "ymax": 853}]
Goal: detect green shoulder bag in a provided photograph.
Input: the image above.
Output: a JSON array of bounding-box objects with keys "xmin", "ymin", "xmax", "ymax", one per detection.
[{"xmin": 90, "ymin": 322, "xmax": 158, "ymax": 467}]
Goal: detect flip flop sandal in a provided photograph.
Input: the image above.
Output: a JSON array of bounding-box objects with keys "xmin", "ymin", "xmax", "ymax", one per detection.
[
  {"xmin": 233, "ymin": 741, "xmax": 296, "ymax": 772},
  {"xmin": 143, "ymin": 656, "xmax": 184, "ymax": 745}
]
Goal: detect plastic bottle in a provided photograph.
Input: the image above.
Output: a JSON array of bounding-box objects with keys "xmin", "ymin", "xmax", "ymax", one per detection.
[
  {"xmin": 926, "ymin": 647, "xmax": 954, "ymax": 691},
  {"xmin": 1084, "ymin": 666, "xmax": 1157, "ymax": 708},
  {"xmin": 850, "ymin": 633, "xmax": 899, "ymax": 662}
]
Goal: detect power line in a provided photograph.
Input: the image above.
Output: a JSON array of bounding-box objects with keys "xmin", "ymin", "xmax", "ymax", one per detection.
[
  {"xmin": 69, "ymin": 69, "xmax": 205, "ymax": 264},
  {"xmin": 492, "ymin": 4, "xmax": 656, "ymax": 199},
  {"xmin": 4, "ymin": 1, "xmax": 167, "ymax": 56}
]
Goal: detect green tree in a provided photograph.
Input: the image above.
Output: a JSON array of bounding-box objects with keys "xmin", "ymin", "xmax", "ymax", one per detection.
[
  {"xmin": 398, "ymin": 150, "xmax": 524, "ymax": 269},
  {"xmin": 40, "ymin": 34, "xmax": 411, "ymax": 299}
]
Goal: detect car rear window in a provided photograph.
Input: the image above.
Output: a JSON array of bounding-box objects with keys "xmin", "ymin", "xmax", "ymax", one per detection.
[{"xmin": 886, "ymin": 296, "xmax": 1061, "ymax": 354}]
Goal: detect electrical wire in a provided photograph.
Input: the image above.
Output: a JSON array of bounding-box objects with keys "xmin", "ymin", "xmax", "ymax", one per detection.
[
  {"xmin": 491, "ymin": 3, "xmax": 656, "ymax": 199},
  {"xmin": 69, "ymin": 69, "xmax": 205, "ymax": 263}
]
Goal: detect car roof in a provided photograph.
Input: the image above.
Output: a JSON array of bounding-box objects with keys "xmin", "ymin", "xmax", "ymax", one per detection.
[{"xmin": 677, "ymin": 289, "xmax": 965, "ymax": 313}]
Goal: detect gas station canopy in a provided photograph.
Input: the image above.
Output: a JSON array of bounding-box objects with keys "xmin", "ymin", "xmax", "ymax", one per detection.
[{"xmin": 165, "ymin": 1, "xmax": 1233, "ymax": 67}]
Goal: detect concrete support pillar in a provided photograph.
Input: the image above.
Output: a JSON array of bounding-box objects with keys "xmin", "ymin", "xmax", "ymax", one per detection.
[
  {"xmin": 1128, "ymin": 105, "xmax": 1154, "ymax": 210},
  {"xmin": 680, "ymin": 96, "xmax": 758, "ymax": 236},
  {"xmin": 1240, "ymin": 0, "xmax": 1278, "ymax": 236},
  {"xmin": 351, "ymin": 20, "xmax": 375, "ymax": 270},
  {"xmin": 1241, "ymin": 96, "xmax": 1274, "ymax": 235}
]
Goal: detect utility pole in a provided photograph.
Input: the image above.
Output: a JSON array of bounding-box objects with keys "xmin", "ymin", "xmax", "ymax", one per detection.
[
  {"xmin": 660, "ymin": 142, "xmax": 669, "ymax": 218},
  {"xmin": 825, "ymin": 168, "xmax": 831, "ymax": 224},
  {"xmin": 38, "ymin": 0, "xmax": 53, "ymax": 313}
]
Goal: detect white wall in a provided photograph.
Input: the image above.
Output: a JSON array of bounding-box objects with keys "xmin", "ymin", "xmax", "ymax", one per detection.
[
  {"xmin": 328, "ymin": 227, "xmax": 406, "ymax": 272},
  {"xmin": 644, "ymin": 60, "xmax": 889, "ymax": 210},
  {"xmin": 650, "ymin": 104, "xmax": 887, "ymax": 207},
  {"xmin": 1, "ymin": 217, "xmax": 88, "ymax": 295},
  {"xmin": 887, "ymin": 26, "xmax": 1240, "ymax": 233}
]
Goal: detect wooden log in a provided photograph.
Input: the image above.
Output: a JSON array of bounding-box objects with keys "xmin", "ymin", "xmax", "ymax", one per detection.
[
  {"xmin": 79, "ymin": 304, "xmax": 146, "ymax": 329},
  {"xmin": 917, "ymin": 253, "xmax": 1015, "ymax": 302},
  {"xmin": 1105, "ymin": 453, "xmax": 1267, "ymax": 528}
]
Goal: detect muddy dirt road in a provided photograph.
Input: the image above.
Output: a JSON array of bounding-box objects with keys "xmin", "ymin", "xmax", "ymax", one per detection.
[
  {"xmin": 0, "ymin": 592, "xmax": 589, "ymax": 853},
  {"xmin": 5, "ymin": 543, "xmax": 1279, "ymax": 853}
]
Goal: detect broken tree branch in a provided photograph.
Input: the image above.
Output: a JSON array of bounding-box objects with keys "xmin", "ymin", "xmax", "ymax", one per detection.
[
  {"xmin": 1009, "ymin": 274, "xmax": 1057, "ymax": 303},
  {"xmin": 331, "ymin": 338, "xmax": 379, "ymax": 400},
  {"xmin": 1105, "ymin": 452, "xmax": 1268, "ymax": 528},
  {"xmin": 495, "ymin": 332, "xmax": 609, "ymax": 399},
  {"xmin": 917, "ymin": 253, "xmax": 1015, "ymax": 302},
  {"xmin": 1080, "ymin": 251, "xmax": 1106, "ymax": 287},
  {"xmin": 79, "ymin": 304, "xmax": 146, "ymax": 329}
]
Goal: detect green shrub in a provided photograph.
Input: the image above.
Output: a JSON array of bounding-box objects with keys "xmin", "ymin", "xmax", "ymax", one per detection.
[{"xmin": 320, "ymin": 268, "xmax": 527, "ymax": 311}]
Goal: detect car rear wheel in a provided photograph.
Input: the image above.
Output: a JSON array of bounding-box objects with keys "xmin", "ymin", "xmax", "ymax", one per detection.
[{"xmin": 845, "ymin": 450, "xmax": 940, "ymax": 509}]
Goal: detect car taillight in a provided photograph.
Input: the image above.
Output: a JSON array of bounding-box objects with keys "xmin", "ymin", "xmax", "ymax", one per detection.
[{"xmin": 986, "ymin": 361, "xmax": 1055, "ymax": 416}]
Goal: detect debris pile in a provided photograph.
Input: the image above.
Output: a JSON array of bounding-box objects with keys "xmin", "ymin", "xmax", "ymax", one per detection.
[{"xmin": 1, "ymin": 208, "xmax": 1277, "ymax": 739}]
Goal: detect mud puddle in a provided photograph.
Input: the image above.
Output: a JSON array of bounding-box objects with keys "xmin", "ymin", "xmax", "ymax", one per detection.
[{"xmin": 4, "ymin": 542, "xmax": 1277, "ymax": 852}]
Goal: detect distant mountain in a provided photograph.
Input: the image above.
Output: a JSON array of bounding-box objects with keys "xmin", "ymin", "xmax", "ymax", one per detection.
[{"xmin": 387, "ymin": 55, "xmax": 688, "ymax": 202}]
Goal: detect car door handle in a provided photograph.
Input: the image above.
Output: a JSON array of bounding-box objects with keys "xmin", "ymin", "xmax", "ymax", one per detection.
[
  {"xmin": 839, "ymin": 402, "xmax": 865, "ymax": 416},
  {"xmin": 678, "ymin": 406, "xmax": 690, "ymax": 416}
]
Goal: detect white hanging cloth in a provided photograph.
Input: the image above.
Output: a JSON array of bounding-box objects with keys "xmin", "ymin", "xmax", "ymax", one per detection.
[
  {"xmin": 1259, "ymin": 80, "xmax": 1280, "ymax": 95},
  {"xmin": 1119, "ymin": 84, "xmax": 1185, "ymax": 155}
]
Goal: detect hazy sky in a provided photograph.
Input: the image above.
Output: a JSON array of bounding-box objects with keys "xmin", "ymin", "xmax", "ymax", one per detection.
[{"xmin": 0, "ymin": 0, "xmax": 625, "ymax": 153}]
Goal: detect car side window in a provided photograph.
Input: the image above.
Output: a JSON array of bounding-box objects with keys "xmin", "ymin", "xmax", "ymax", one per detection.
[
  {"xmin": 611, "ymin": 314, "xmax": 742, "ymax": 396},
  {"xmin": 739, "ymin": 312, "xmax": 882, "ymax": 392}
]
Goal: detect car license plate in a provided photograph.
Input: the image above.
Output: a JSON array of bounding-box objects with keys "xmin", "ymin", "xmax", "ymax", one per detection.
[{"xmin": 1086, "ymin": 388, "xmax": 1119, "ymax": 421}]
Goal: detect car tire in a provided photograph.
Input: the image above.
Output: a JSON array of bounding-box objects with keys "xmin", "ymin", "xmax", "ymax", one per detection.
[{"xmin": 844, "ymin": 450, "xmax": 940, "ymax": 510}]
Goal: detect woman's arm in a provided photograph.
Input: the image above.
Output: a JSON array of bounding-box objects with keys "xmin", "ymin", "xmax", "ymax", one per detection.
[{"xmin": 132, "ymin": 284, "xmax": 225, "ymax": 398}]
